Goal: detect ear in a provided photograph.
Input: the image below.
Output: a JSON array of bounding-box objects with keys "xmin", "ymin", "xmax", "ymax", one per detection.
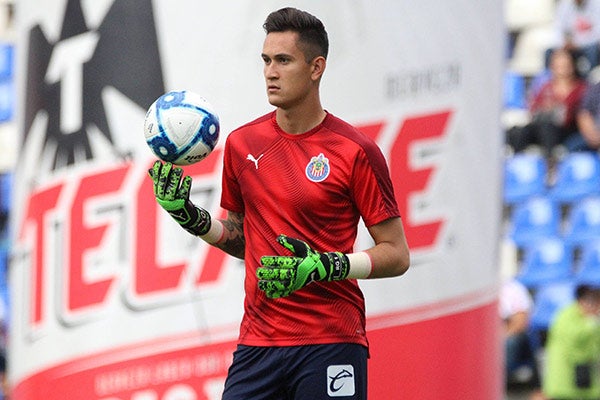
[{"xmin": 311, "ymin": 56, "xmax": 326, "ymax": 81}]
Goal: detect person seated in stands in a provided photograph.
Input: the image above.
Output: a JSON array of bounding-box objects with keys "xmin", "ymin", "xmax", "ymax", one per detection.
[
  {"xmin": 576, "ymin": 78, "xmax": 600, "ymax": 150},
  {"xmin": 507, "ymin": 48, "xmax": 588, "ymax": 160},
  {"xmin": 500, "ymin": 278, "xmax": 537, "ymax": 386},
  {"xmin": 548, "ymin": 0, "xmax": 600, "ymax": 76},
  {"xmin": 543, "ymin": 284, "xmax": 600, "ymax": 400}
]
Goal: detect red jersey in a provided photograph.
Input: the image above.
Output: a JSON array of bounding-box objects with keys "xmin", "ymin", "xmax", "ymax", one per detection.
[{"xmin": 221, "ymin": 111, "xmax": 400, "ymax": 348}]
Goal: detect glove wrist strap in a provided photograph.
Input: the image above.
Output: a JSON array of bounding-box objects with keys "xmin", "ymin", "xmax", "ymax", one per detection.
[
  {"xmin": 190, "ymin": 205, "xmax": 211, "ymax": 236},
  {"xmin": 176, "ymin": 203, "xmax": 211, "ymax": 236},
  {"xmin": 322, "ymin": 252, "xmax": 350, "ymax": 281}
]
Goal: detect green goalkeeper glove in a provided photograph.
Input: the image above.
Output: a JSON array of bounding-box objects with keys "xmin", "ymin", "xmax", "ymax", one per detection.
[
  {"xmin": 257, "ymin": 234, "xmax": 350, "ymax": 298},
  {"xmin": 148, "ymin": 160, "xmax": 211, "ymax": 236}
]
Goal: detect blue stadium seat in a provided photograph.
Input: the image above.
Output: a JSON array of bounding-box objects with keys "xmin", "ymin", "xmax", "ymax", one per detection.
[
  {"xmin": 0, "ymin": 173, "xmax": 11, "ymax": 211},
  {"xmin": 504, "ymin": 70, "xmax": 527, "ymax": 109},
  {"xmin": 508, "ymin": 196, "xmax": 561, "ymax": 247},
  {"xmin": 528, "ymin": 280, "xmax": 575, "ymax": 350},
  {"xmin": 548, "ymin": 153, "xmax": 600, "ymax": 204},
  {"xmin": 563, "ymin": 196, "xmax": 600, "ymax": 248},
  {"xmin": 575, "ymin": 239, "xmax": 600, "ymax": 286},
  {"xmin": 516, "ymin": 237, "xmax": 574, "ymax": 288},
  {"xmin": 503, "ymin": 153, "xmax": 548, "ymax": 204}
]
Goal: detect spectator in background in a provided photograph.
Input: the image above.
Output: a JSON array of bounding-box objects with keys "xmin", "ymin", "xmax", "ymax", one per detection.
[
  {"xmin": 542, "ymin": 284, "xmax": 600, "ymax": 400},
  {"xmin": 576, "ymin": 79, "xmax": 600, "ymax": 150},
  {"xmin": 500, "ymin": 278, "xmax": 536, "ymax": 385},
  {"xmin": 507, "ymin": 48, "xmax": 588, "ymax": 160},
  {"xmin": 549, "ymin": 0, "xmax": 600, "ymax": 76},
  {"xmin": 0, "ymin": 348, "xmax": 7, "ymax": 400}
]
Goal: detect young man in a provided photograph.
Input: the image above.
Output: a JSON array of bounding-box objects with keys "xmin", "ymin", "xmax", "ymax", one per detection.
[{"xmin": 149, "ymin": 7, "xmax": 410, "ymax": 399}]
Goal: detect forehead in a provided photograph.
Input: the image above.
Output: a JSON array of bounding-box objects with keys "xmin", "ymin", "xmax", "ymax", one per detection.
[
  {"xmin": 583, "ymin": 290, "xmax": 600, "ymax": 302},
  {"xmin": 262, "ymin": 31, "xmax": 302, "ymax": 56},
  {"xmin": 552, "ymin": 51, "xmax": 572, "ymax": 63}
]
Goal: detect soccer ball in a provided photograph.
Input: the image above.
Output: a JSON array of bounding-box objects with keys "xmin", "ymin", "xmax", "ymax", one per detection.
[{"xmin": 144, "ymin": 90, "xmax": 220, "ymax": 165}]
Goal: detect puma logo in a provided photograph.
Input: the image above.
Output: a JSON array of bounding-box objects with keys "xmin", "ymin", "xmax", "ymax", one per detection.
[{"xmin": 247, "ymin": 153, "xmax": 264, "ymax": 169}]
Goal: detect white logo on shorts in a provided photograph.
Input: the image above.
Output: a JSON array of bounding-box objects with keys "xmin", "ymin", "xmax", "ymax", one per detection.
[{"xmin": 327, "ymin": 365, "xmax": 355, "ymax": 397}]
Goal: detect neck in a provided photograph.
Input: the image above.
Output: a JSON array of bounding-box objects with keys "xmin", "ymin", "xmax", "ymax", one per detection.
[
  {"xmin": 553, "ymin": 74, "xmax": 576, "ymax": 84},
  {"xmin": 276, "ymin": 100, "xmax": 326, "ymax": 134}
]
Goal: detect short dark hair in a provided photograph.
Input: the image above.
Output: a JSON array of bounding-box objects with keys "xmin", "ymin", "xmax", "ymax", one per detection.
[
  {"xmin": 263, "ymin": 7, "xmax": 329, "ymax": 61},
  {"xmin": 576, "ymin": 284, "xmax": 600, "ymax": 300}
]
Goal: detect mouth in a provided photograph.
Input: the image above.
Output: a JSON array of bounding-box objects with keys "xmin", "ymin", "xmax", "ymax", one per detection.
[{"xmin": 267, "ymin": 85, "xmax": 280, "ymax": 93}]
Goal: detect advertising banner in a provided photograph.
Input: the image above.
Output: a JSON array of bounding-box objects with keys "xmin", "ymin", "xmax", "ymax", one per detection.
[{"xmin": 10, "ymin": 0, "xmax": 505, "ymax": 398}]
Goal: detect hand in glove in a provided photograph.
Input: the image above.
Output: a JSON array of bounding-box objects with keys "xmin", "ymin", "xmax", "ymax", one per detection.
[
  {"xmin": 257, "ymin": 235, "xmax": 350, "ymax": 298},
  {"xmin": 148, "ymin": 160, "xmax": 211, "ymax": 236}
]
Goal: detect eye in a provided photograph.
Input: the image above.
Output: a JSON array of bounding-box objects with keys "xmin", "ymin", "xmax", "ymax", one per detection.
[{"xmin": 271, "ymin": 54, "xmax": 292, "ymax": 65}]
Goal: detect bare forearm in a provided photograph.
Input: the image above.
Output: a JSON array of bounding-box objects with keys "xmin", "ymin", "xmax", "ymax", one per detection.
[
  {"xmin": 195, "ymin": 210, "xmax": 245, "ymax": 258},
  {"xmin": 213, "ymin": 216, "xmax": 245, "ymax": 259},
  {"xmin": 506, "ymin": 312, "xmax": 529, "ymax": 336},
  {"xmin": 362, "ymin": 217, "xmax": 410, "ymax": 279},
  {"xmin": 364, "ymin": 241, "xmax": 410, "ymax": 278},
  {"xmin": 577, "ymin": 111, "xmax": 600, "ymax": 148}
]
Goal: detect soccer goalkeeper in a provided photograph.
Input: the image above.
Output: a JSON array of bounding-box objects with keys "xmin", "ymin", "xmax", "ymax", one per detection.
[{"xmin": 148, "ymin": 7, "xmax": 410, "ymax": 399}]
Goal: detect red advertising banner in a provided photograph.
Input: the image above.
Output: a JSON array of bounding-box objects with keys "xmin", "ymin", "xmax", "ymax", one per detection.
[{"xmin": 10, "ymin": 0, "xmax": 505, "ymax": 399}]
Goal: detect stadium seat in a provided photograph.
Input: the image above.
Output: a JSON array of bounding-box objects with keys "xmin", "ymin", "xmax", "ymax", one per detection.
[
  {"xmin": 516, "ymin": 237, "xmax": 574, "ymax": 288},
  {"xmin": 509, "ymin": 25, "xmax": 555, "ymax": 76},
  {"xmin": 548, "ymin": 153, "xmax": 600, "ymax": 204},
  {"xmin": 503, "ymin": 153, "xmax": 548, "ymax": 204},
  {"xmin": 0, "ymin": 172, "xmax": 11, "ymax": 209},
  {"xmin": 507, "ymin": 196, "xmax": 561, "ymax": 247},
  {"xmin": 528, "ymin": 280, "xmax": 575, "ymax": 350},
  {"xmin": 563, "ymin": 196, "xmax": 600, "ymax": 247},
  {"xmin": 504, "ymin": 0, "xmax": 555, "ymax": 31},
  {"xmin": 504, "ymin": 71, "xmax": 527, "ymax": 109},
  {"xmin": 575, "ymin": 239, "xmax": 600, "ymax": 286}
]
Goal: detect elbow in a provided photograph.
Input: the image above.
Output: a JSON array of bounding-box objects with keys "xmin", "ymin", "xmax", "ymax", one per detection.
[
  {"xmin": 384, "ymin": 246, "xmax": 410, "ymax": 277},
  {"xmin": 396, "ymin": 249, "xmax": 410, "ymax": 276},
  {"xmin": 366, "ymin": 248, "xmax": 409, "ymax": 279}
]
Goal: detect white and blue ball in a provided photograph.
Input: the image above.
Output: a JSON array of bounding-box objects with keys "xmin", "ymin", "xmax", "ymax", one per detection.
[{"xmin": 144, "ymin": 90, "xmax": 220, "ymax": 165}]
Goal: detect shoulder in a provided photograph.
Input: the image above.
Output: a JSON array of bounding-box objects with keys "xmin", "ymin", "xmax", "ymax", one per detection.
[
  {"xmin": 322, "ymin": 113, "xmax": 381, "ymax": 155},
  {"xmin": 223, "ymin": 111, "xmax": 281, "ymax": 164},
  {"xmin": 225, "ymin": 111, "xmax": 276, "ymax": 152},
  {"xmin": 556, "ymin": 302, "xmax": 579, "ymax": 321},
  {"xmin": 322, "ymin": 113, "xmax": 393, "ymax": 184},
  {"xmin": 532, "ymin": 82, "xmax": 552, "ymax": 100},
  {"xmin": 502, "ymin": 280, "xmax": 532, "ymax": 307},
  {"xmin": 229, "ymin": 111, "xmax": 274, "ymax": 138},
  {"xmin": 503, "ymin": 279, "xmax": 530, "ymax": 297}
]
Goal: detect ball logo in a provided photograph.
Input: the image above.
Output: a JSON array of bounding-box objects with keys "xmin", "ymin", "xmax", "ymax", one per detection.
[
  {"xmin": 305, "ymin": 153, "xmax": 330, "ymax": 182},
  {"xmin": 327, "ymin": 365, "xmax": 355, "ymax": 397}
]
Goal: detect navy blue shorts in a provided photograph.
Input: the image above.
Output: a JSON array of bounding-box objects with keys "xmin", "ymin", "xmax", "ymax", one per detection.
[{"xmin": 222, "ymin": 343, "xmax": 368, "ymax": 400}]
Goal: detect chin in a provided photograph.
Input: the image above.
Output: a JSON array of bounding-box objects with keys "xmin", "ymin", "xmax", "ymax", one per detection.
[{"xmin": 267, "ymin": 98, "xmax": 285, "ymax": 108}]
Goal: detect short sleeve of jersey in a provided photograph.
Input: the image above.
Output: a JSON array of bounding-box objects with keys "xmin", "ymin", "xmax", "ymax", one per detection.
[
  {"xmin": 349, "ymin": 137, "xmax": 400, "ymax": 227},
  {"xmin": 221, "ymin": 133, "xmax": 244, "ymax": 214},
  {"xmin": 320, "ymin": 114, "xmax": 400, "ymax": 227}
]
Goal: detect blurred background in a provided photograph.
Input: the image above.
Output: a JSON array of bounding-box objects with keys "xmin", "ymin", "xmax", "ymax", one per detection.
[{"xmin": 3, "ymin": 1, "xmax": 600, "ymax": 399}]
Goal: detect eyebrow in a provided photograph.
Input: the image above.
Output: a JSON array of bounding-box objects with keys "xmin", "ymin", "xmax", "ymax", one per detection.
[{"xmin": 261, "ymin": 52, "xmax": 294, "ymax": 59}]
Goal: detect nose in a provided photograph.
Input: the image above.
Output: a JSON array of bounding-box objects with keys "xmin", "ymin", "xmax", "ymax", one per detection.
[{"xmin": 264, "ymin": 63, "xmax": 278, "ymax": 80}]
